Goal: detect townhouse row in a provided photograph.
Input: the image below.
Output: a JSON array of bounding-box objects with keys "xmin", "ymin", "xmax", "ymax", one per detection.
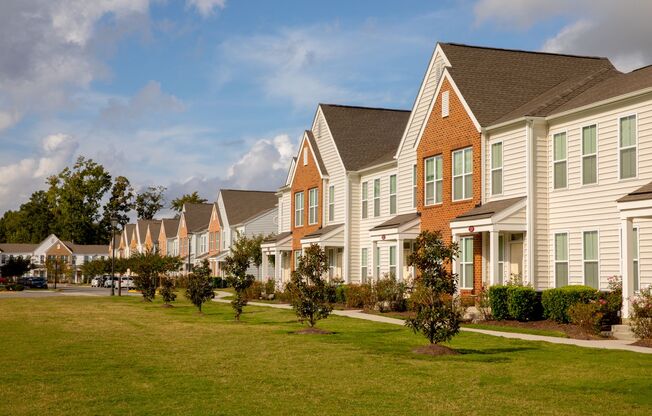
[{"xmin": 260, "ymin": 42, "xmax": 652, "ymax": 318}]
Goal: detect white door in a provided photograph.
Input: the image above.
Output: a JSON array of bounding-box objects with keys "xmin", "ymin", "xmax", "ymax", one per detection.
[{"xmin": 510, "ymin": 242, "xmax": 523, "ymax": 279}]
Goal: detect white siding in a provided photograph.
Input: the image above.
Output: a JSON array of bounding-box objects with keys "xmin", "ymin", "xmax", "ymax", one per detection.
[
  {"xmin": 278, "ymin": 190, "xmax": 291, "ymax": 233},
  {"xmin": 533, "ymin": 121, "xmax": 551, "ymax": 290},
  {"xmin": 485, "ymin": 125, "xmax": 527, "ymax": 202},
  {"xmin": 349, "ymin": 174, "xmax": 361, "ymax": 283}
]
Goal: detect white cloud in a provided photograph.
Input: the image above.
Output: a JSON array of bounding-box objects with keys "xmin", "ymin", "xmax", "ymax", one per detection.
[
  {"xmin": 186, "ymin": 0, "xmax": 226, "ymax": 17},
  {"xmin": 473, "ymin": 0, "xmax": 652, "ymax": 71},
  {"xmin": 0, "ymin": 134, "xmax": 78, "ymax": 211},
  {"xmin": 226, "ymin": 134, "xmax": 295, "ymax": 188}
]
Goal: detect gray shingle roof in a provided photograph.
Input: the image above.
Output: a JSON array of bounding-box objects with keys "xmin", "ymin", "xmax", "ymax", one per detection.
[
  {"xmin": 160, "ymin": 218, "xmax": 180, "ymax": 239},
  {"xmin": 319, "ymin": 104, "xmax": 410, "ymax": 171},
  {"xmin": 303, "ymin": 223, "xmax": 344, "ymax": 239},
  {"xmin": 439, "ymin": 43, "xmax": 617, "ymax": 126},
  {"xmin": 70, "ymin": 244, "xmax": 109, "ymax": 255},
  {"xmin": 370, "ymin": 213, "xmax": 420, "ymax": 231},
  {"xmin": 263, "ymin": 231, "xmax": 292, "ymax": 243},
  {"xmin": 220, "ymin": 190, "xmax": 277, "ymax": 226},
  {"xmin": 0, "ymin": 243, "xmax": 38, "ymax": 253},
  {"xmin": 183, "ymin": 203, "xmax": 214, "ymax": 233},
  {"xmin": 137, "ymin": 219, "xmax": 161, "ymax": 244},
  {"xmin": 454, "ymin": 196, "xmax": 526, "ymax": 221},
  {"xmin": 617, "ymin": 181, "xmax": 652, "ymax": 203}
]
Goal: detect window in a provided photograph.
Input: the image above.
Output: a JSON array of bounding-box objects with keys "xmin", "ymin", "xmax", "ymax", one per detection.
[
  {"xmin": 620, "ymin": 115, "xmax": 637, "ymax": 179},
  {"xmin": 441, "ymin": 90, "xmax": 449, "ymax": 117},
  {"xmin": 375, "ymin": 246, "xmax": 381, "ymax": 278},
  {"xmin": 328, "ymin": 185, "xmax": 335, "ymax": 222},
  {"xmin": 361, "ymin": 248, "xmax": 368, "ymax": 280},
  {"xmin": 425, "ymin": 155, "xmax": 443, "ymax": 205},
  {"xmin": 361, "ymin": 182, "xmax": 368, "ymax": 219},
  {"xmin": 553, "ymin": 132, "xmax": 567, "ymax": 189},
  {"xmin": 373, "ymin": 178, "xmax": 381, "ymax": 217},
  {"xmin": 303, "ymin": 147, "xmax": 308, "ymax": 165},
  {"xmin": 453, "ymin": 148, "xmax": 473, "ymax": 201},
  {"xmin": 389, "ymin": 175, "xmax": 397, "ymax": 215},
  {"xmin": 583, "ymin": 231, "xmax": 599, "ymax": 289},
  {"xmin": 554, "ymin": 233, "xmax": 569, "ymax": 287},
  {"xmin": 491, "ymin": 142, "xmax": 503, "ymax": 195},
  {"xmin": 308, "ymin": 188, "xmax": 318, "ymax": 225},
  {"xmin": 328, "ymin": 249, "xmax": 336, "ymax": 280},
  {"xmin": 294, "ymin": 250, "xmax": 302, "ymax": 270},
  {"xmin": 294, "ymin": 192, "xmax": 304, "ymax": 227},
  {"xmin": 634, "ymin": 227, "xmax": 640, "ymax": 291},
  {"xmin": 460, "ymin": 237, "xmax": 473, "ymax": 288},
  {"xmin": 389, "ymin": 245, "xmax": 397, "ymax": 277},
  {"xmin": 221, "ymin": 231, "xmax": 226, "ymax": 250},
  {"xmin": 582, "ymin": 125, "xmax": 597, "ymax": 185},
  {"xmin": 498, "ymin": 235, "xmax": 505, "ymax": 285},
  {"xmin": 412, "ymin": 164, "xmax": 417, "ymax": 208}
]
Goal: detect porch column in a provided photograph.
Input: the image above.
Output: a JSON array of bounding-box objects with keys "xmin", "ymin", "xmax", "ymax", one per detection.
[
  {"xmin": 452, "ymin": 232, "xmax": 461, "ymax": 277},
  {"xmin": 274, "ymin": 249, "xmax": 282, "ymax": 287},
  {"xmin": 397, "ymin": 238, "xmax": 404, "ymax": 281},
  {"xmin": 371, "ymin": 240, "xmax": 378, "ymax": 281},
  {"xmin": 621, "ymin": 218, "xmax": 635, "ymax": 319},
  {"xmin": 261, "ymin": 252, "xmax": 269, "ymax": 282},
  {"xmin": 489, "ymin": 230, "xmax": 500, "ymax": 286}
]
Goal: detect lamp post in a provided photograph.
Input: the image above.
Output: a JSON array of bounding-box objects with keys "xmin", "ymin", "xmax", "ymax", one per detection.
[{"xmin": 111, "ymin": 218, "xmax": 117, "ymax": 296}]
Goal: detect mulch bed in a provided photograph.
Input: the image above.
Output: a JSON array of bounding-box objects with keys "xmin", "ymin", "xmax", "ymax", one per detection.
[
  {"xmin": 412, "ymin": 344, "xmax": 459, "ymax": 356},
  {"xmin": 295, "ymin": 327, "xmax": 333, "ymax": 335},
  {"xmin": 632, "ymin": 339, "xmax": 652, "ymax": 348},
  {"xmin": 476, "ymin": 320, "xmax": 606, "ymax": 340},
  {"xmin": 161, "ymin": 304, "xmax": 174, "ymax": 308}
]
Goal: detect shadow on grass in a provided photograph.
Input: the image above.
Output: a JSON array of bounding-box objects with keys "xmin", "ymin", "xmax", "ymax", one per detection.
[{"xmin": 456, "ymin": 346, "xmax": 540, "ymax": 355}]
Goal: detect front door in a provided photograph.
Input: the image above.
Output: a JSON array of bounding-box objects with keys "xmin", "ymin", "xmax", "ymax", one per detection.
[{"xmin": 510, "ymin": 242, "xmax": 523, "ymax": 281}]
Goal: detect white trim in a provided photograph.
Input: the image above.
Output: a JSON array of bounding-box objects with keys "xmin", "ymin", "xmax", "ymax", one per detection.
[
  {"xmin": 452, "ymin": 147, "xmax": 473, "ymax": 202},
  {"xmin": 551, "ymin": 130, "xmax": 568, "ymax": 191},
  {"xmin": 412, "ymin": 163, "xmax": 417, "ymax": 209},
  {"xmin": 294, "ymin": 191, "xmax": 304, "ymax": 228},
  {"xmin": 490, "ymin": 140, "xmax": 503, "ymax": 196},
  {"xmin": 373, "ymin": 177, "xmax": 381, "ymax": 218},
  {"xmin": 389, "ymin": 174, "xmax": 397, "ymax": 215},
  {"xmin": 547, "ymin": 87, "xmax": 652, "ymax": 121},
  {"xmin": 552, "ymin": 231, "xmax": 569, "ymax": 288},
  {"xmin": 328, "ymin": 184, "xmax": 335, "ymax": 223},
  {"xmin": 459, "ymin": 236, "xmax": 474, "ymax": 289},
  {"xmin": 582, "ymin": 229, "xmax": 600, "ymax": 289},
  {"xmin": 441, "ymin": 90, "xmax": 449, "ymax": 117},
  {"xmin": 580, "ymin": 122, "xmax": 599, "ymax": 186},
  {"xmin": 618, "ymin": 113, "xmax": 638, "ymax": 181},
  {"xmin": 289, "ymin": 133, "xmax": 328, "ymax": 187},
  {"xmin": 308, "ymin": 187, "xmax": 318, "ymax": 225},
  {"xmin": 361, "ymin": 181, "xmax": 368, "ymax": 219},
  {"xmin": 424, "ymin": 155, "xmax": 443, "ymax": 206}
]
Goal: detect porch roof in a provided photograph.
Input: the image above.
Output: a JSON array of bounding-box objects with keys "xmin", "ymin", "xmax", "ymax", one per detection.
[
  {"xmin": 454, "ymin": 196, "xmax": 525, "ymax": 222},
  {"xmin": 617, "ymin": 181, "xmax": 652, "ymax": 203},
  {"xmin": 301, "ymin": 224, "xmax": 344, "ymax": 246},
  {"xmin": 303, "ymin": 224, "xmax": 344, "ymax": 239},
  {"xmin": 263, "ymin": 231, "xmax": 292, "ymax": 244},
  {"xmin": 370, "ymin": 212, "xmax": 420, "ymax": 231}
]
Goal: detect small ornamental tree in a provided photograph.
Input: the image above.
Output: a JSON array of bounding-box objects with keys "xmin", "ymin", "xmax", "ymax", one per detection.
[
  {"xmin": 287, "ymin": 244, "xmax": 333, "ymax": 328},
  {"xmin": 129, "ymin": 253, "xmax": 182, "ymax": 302},
  {"xmin": 406, "ymin": 230, "xmax": 461, "ymax": 347},
  {"xmin": 159, "ymin": 276, "xmax": 177, "ymax": 307},
  {"xmin": 223, "ymin": 236, "xmax": 256, "ymax": 320},
  {"xmin": 185, "ymin": 260, "xmax": 214, "ymax": 313},
  {"xmin": 1, "ymin": 257, "xmax": 33, "ymax": 281},
  {"xmin": 80, "ymin": 258, "xmax": 108, "ymax": 282}
]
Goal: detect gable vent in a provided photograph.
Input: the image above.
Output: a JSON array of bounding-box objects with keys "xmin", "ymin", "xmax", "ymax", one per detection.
[{"xmin": 441, "ymin": 91, "xmax": 450, "ymax": 118}]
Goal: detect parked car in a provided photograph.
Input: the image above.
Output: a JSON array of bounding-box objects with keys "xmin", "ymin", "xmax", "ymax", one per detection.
[
  {"xmin": 16, "ymin": 276, "xmax": 48, "ymax": 289},
  {"xmin": 103, "ymin": 276, "xmax": 117, "ymax": 288},
  {"xmin": 91, "ymin": 276, "xmax": 109, "ymax": 287},
  {"xmin": 114, "ymin": 277, "xmax": 135, "ymax": 290}
]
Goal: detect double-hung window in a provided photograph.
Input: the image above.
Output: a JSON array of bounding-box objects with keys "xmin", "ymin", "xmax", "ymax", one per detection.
[
  {"xmin": 361, "ymin": 182, "xmax": 368, "ymax": 219},
  {"xmin": 375, "ymin": 246, "xmax": 380, "ymax": 278},
  {"xmin": 453, "ymin": 148, "xmax": 473, "ymax": 201},
  {"xmin": 582, "ymin": 125, "xmax": 597, "ymax": 185},
  {"xmin": 373, "ymin": 178, "xmax": 381, "ymax": 217},
  {"xmin": 460, "ymin": 237, "xmax": 474, "ymax": 288},
  {"xmin": 389, "ymin": 245, "xmax": 397, "ymax": 277},
  {"xmin": 424, "ymin": 155, "xmax": 442, "ymax": 205},
  {"xmin": 620, "ymin": 115, "xmax": 637, "ymax": 179},
  {"xmin": 412, "ymin": 164, "xmax": 417, "ymax": 208},
  {"xmin": 554, "ymin": 233, "xmax": 569, "ymax": 287},
  {"xmin": 294, "ymin": 192, "xmax": 304, "ymax": 227},
  {"xmin": 491, "ymin": 142, "xmax": 503, "ymax": 195},
  {"xmin": 361, "ymin": 248, "xmax": 368, "ymax": 280},
  {"xmin": 328, "ymin": 185, "xmax": 335, "ymax": 222},
  {"xmin": 294, "ymin": 250, "xmax": 302, "ymax": 270},
  {"xmin": 583, "ymin": 231, "xmax": 599, "ymax": 289},
  {"xmin": 553, "ymin": 132, "xmax": 567, "ymax": 189},
  {"xmin": 308, "ymin": 188, "xmax": 318, "ymax": 225},
  {"xmin": 389, "ymin": 175, "xmax": 397, "ymax": 215}
]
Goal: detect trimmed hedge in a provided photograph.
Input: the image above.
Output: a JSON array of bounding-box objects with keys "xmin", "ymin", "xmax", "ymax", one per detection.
[
  {"xmin": 488, "ymin": 286, "xmax": 510, "ymax": 320},
  {"xmin": 507, "ymin": 286, "xmax": 540, "ymax": 322},
  {"xmin": 541, "ymin": 286, "xmax": 598, "ymax": 323}
]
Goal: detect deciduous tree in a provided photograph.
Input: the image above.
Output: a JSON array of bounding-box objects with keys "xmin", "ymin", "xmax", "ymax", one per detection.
[
  {"xmin": 223, "ymin": 236, "xmax": 256, "ymax": 320},
  {"xmin": 129, "ymin": 252, "xmax": 182, "ymax": 301},
  {"xmin": 135, "ymin": 186, "xmax": 166, "ymax": 220},
  {"xmin": 103, "ymin": 176, "xmax": 134, "ymax": 230},
  {"xmin": 0, "ymin": 257, "xmax": 32, "ymax": 281},
  {"xmin": 170, "ymin": 191, "xmax": 207, "ymax": 213},
  {"xmin": 185, "ymin": 260, "xmax": 214, "ymax": 313},
  {"xmin": 287, "ymin": 244, "xmax": 332, "ymax": 328}
]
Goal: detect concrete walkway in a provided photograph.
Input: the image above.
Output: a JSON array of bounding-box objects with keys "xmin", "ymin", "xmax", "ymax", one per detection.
[{"xmin": 213, "ymin": 291, "xmax": 652, "ymax": 354}]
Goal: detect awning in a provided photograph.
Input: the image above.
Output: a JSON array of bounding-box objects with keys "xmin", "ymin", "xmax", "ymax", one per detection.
[
  {"xmin": 618, "ymin": 180, "xmax": 652, "ymax": 219},
  {"xmin": 450, "ymin": 196, "xmax": 527, "ymax": 234},
  {"xmin": 261, "ymin": 231, "xmax": 292, "ymax": 253},
  {"xmin": 301, "ymin": 224, "xmax": 344, "ymax": 246},
  {"xmin": 369, "ymin": 212, "xmax": 420, "ymax": 241}
]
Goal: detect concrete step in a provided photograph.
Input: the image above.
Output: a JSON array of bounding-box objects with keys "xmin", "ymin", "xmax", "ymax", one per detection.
[{"xmin": 611, "ymin": 324, "xmax": 637, "ymax": 341}]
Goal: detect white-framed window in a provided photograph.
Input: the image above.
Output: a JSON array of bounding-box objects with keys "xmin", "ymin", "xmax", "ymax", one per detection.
[
  {"xmin": 583, "ymin": 230, "xmax": 599, "ymax": 289},
  {"xmin": 294, "ymin": 191, "xmax": 304, "ymax": 227},
  {"xmin": 294, "ymin": 250, "xmax": 302, "ymax": 270},
  {"xmin": 221, "ymin": 231, "xmax": 226, "ymax": 250},
  {"xmin": 412, "ymin": 164, "xmax": 417, "ymax": 208},
  {"xmin": 453, "ymin": 148, "xmax": 473, "ymax": 201},
  {"xmin": 553, "ymin": 132, "xmax": 567, "ymax": 189},
  {"xmin": 361, "ymin": 248, "xmax": 368, "ymax": 280},
  {"xmin": 491, "ymin": 142, "xmax": 503, "ymax": 195},
  {"xmin": 389, "ymin": 245, "xmax": 397, "ymax": 277},
  {"xmin": 460, "ymin": 237, "xmax": 473, "ymax": 289},
  {"xmin": 389, "ymin": 174, "xmax": 397, "ymax": 215},
  {"xmin": 582, "ymin": 125, "xmax": 597, "ymax": 185},
  {"xmin": 633, "ymin": 227, "xmax": 640, "ymax": 291},
  {"xmin": 373, "ymin": 178, "xmax": 381, "ymax": 217},
  {"xmin": 328, "ymin": 249, "xmax": 336, "ymax": 280},
  {"xmin": 328, "ymin": 185, "xmax": 335, "ymax": 222},
  {"xmin": 619, "ymin": 115, "xmax": 637, "ymax": 179},
  {"xmin": 361, "ymin": 182, "xmax": 368, "ymax": 219},
  {"xmin": 498, "ymin": 235, "xmax": 505, "ymax": 285},
  {"xmin": 554, "ymin": 232, "xmax": 569, "ymax": 287},
  {"xmin": 308, "ymin": 188, "xmax": 318, "ymax": 225},
  {"xmin": 375, "ymin": 246, "xmax": 380, "ymax": 278},
  {"xmin": 441, "ymin": 90, "xmax": 450, "ymax": 117},
  {"xmin": 303, "ymin": 147, "xmax": 308, "ymax": 165},
  {"xmin": 425, "ymin": 155, "xmax": 443, "ymax": 205}
]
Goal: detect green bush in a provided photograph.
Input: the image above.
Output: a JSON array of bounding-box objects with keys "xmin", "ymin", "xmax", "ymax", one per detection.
[
  {"xmin": 244, "ymin": 281, "xmax": 263, "ymax": 301},
  {"xmin": 630, "ymin": 286, "xmax": 652, "ymax": 340},
  {"xmin": 375, "ymin": 275, "xmax": 407, "ymax": 312},
  {"xmin": 344, "ymin": 284, "xmax": 376, "ymax": 309},
  {"xmin": 568, "ymin": 302, "xmax": 603, "ymax": 335},
  {"xmin": 334, "ymin": 285, "xmax": 347, "ymax": 304},
  {"xmin": 542, "ymin": 285, "xmax": 598, "ymax": 323},
  {"xmin": 212, "ymin": 277, "xmax": 229, "ymax": 289},
  {"xmin": 264, "ymin": 278, "xmax": 276, "ymax": 295},
  {"xmin": 507, "ymin": 286, "xmax": 540, "ymax": 321},
  {"xmin": 488, "ymin": 286, "xmax": 510, "ymax": 320}
]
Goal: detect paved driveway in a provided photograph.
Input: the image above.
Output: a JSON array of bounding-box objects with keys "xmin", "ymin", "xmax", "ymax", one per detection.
[{"xmin": 0, "ymin": 286, "xmax": 137, "ymax": 298}]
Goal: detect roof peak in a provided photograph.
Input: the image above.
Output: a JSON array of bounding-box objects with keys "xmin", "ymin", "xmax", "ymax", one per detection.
[
  {"xmin": 320, "ymin": 103, "xmax": 410, "ymax": 113},
  {"xmin": 221, "ymin": 189, "xmax": 276, "ymax": 194},
  {"xmin": 441, "ymin": 42, "xmax": 609, "ymax": 61}
]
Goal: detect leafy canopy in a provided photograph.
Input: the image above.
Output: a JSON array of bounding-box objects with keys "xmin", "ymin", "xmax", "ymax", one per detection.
[
  {"xmin": 170, "ymin": 192, "xmax": 207, "ymax": 213},
  {"xmin": 287, "ymin": 244, "xmax": 333, "ymax": 328},
  {"xmin": 185, "ymin": 260, "xmax": 214, "ymax": 312},
  {"xmin": 223, "ymin": 235, "xmax": 258, "ymax": 320}
]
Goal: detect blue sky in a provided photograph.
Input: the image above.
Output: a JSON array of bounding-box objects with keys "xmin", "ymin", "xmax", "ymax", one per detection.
[{"xmin": 0, "ymin": 0, "xmax": 650, "ymax": 213}]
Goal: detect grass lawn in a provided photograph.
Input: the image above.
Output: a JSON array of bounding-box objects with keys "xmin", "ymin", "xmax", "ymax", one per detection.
[
  {"xmin": 462, "ymin": 323, "xmax": 568, "ymax": 338},
  {"xmin": 1, "ymin": 296, "xmax": 651, "ymax": 415}
]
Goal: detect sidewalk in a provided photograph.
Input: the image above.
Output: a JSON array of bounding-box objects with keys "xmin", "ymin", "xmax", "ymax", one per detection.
[{"xmin": 213, "ymin": 291, "xmax": 652, "ymax": 354}]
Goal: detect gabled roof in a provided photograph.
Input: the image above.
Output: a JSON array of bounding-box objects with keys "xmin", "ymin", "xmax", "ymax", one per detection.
[
  {"xmin": 220, "ymin": 189, "xmax": 277, "ymax": 226},
  {"xmin": 438, "ymin": 43, "xmax": 617, "ymax": 126},
  {"xmin": 0, "ymin": 243, "xmax": 38, "ymax": 253},
  {"xmin": 70, "ymin": 244, "xmax": 109, "ymax": 255},
  {"xmin": 303, "ymin": 223, "xmax": 344, "ymax": 239},
  {"xmin": 617, "ymin": 181, "xmax": 652, "ymax": 203},
  {"xmin": 124, "ymin": 224, "xmax": 136, "ymax": 244},
  {"xmin": 137, "ymin": 220, "xmax": 161, "ymax": 244},
  {"xmin": 182, "ymin": 203, "xmax": 214, "ymax": 233},
  {"xmin": 319, "ymin": 104, "xmax": 410, "ymax": 171},
  {"xmin": 148, "ymin": 221, "xmax": 162, "ymax": 244},
  {"xmin": 161, "ymin": 218, "xmax": 180, "ymax": 239},
  {"xmin": 263, "ymin": 231, "xmax": 292, "ymax": 243},
  {"xmin": 305, "ymin": 130, "xmax": 328, "ymax": 176},
  {"xmin": 454, "ymin": 197, "xmax": 526, "ymax": 222}
]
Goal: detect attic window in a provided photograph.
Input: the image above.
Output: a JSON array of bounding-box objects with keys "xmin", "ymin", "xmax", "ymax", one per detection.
[
  {"xmin": 303, "ymin": 147, "xmax": 308, "ymax": 165},
  {"xmin": 441, "ymin": 91, "xmax": 450, "ymax": 118}
]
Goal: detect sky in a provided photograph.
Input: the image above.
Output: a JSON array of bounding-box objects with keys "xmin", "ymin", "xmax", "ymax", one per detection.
[{"xmin": 1, "ymin": 0, "xmax": 651, "ymax": 214}]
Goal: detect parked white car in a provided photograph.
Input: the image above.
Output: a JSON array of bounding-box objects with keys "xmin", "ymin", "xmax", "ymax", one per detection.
[{"xmin": 113, "ymin": 277, "xmax": 135, "ymax": 290}]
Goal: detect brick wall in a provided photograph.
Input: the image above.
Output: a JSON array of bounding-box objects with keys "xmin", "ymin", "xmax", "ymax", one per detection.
[{"xmin": 416, "ymin": 78, "xmax": 483, "ymax": 294}]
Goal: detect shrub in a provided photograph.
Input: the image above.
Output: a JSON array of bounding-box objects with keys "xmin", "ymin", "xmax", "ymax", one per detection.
[
  {"xmin": 542, "ymin": 285, "xmax": 598, "ymax": 323},
  {"xmin": 212, "ymin": 277, "xmax": 229, "ymax": 289},
  {"xmin": 475, "ymin": 286, "xmax": 492, "ymax": 320},
  {"xmin": 630, "ymin": 287, "xmax": 652, "ymax": 340},
  {"xmin": 185, "ymin": 260, "xmax": 215, "ymax": 313},
  {"xmin": 264, "ymin": 278, "xmax": 276, "ymax": 296},
  {"xmin": 344, "ymin": 284, "xmax": 375, "ymax": 309},
  {"xmin": 244, "ymin": 281, "xmax": 263, "ymax": 301},
  {"xmin": 568, "ymin": 302, "xmax": 603, "ymax": 335},
  {"xmin": 375, "ymin": 275, "xmax": 407, "ymax": 312},
  {"xmin": 488, "ymin": 286, "xmax": 510, "ymax": 320},
  {"xmin": 600, "ymin": 276, "xmax": 622, "ymax": 326},
  {"xmin": 334, "ymin": 284, "xmax": 347, "ymax": 304},
  {"xmin": 159, "ymin": 276, "xmax": 177, "ymax": 306},
  {"xmin": 507, "ymin": 286, "xmax": 540, "ymax": 322}
]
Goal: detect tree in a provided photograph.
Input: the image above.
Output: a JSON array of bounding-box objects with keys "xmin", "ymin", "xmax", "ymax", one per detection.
[
  {"xmin": 45, "ymin": 257, "xmax": 70, "ymax": 288},
  {"xmin": 185, "ymin": 260, "xmax": 214, "ymax": 313},
  {"xmin": 129, "ymin": 252, "xmax": 182, "ymax": 302},
  {"xmin": 405, "ymin": 231, "xmax": 461, "ymax": 347},
  {"xmin": 0, "ymin": 257, "xmax": 32, "ymax": 281},
  {"xmin": 222, "ymin": 235, "xmax": 256, "ymax": 320},
  {"xmin": 135, "ymin": 186, "xmax": 166, "ymax": 220},
  {"xmin": 102, "ymin": 176, "xmax": 134, "ymax": 229},
  {"xmin": 287, "ymin": 244, "xmax": 333, "ymax": 328},
  {"xmin": 170, "ymin": 191, "xmax": 207, "ymax": 213},
  {"xmin": 0, "ymin": 191, "xmax": 54, "ymax": 244},
  {"xmin": 160, "ymin": 276, "xmax": 177, "ymax": 307},
  {"xmin": 80, "ymin": 258, "xmax": 108, "ymax": 281}
]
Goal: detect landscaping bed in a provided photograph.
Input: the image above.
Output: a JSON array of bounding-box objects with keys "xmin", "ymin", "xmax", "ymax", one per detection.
[{"xmin": 463, "ymin": 320, "xmax": 604, "ymax": 340}]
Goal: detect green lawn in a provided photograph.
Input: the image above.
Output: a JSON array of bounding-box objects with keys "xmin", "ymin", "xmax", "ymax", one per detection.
[{"xmin": 1, "ymin": 296, "xmax": 651, "ymax": 415}]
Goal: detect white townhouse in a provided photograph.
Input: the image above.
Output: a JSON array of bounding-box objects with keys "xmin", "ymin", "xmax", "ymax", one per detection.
[{"xmin": 177, "ymin": 203, "xmax": 213, "ymax": 273}]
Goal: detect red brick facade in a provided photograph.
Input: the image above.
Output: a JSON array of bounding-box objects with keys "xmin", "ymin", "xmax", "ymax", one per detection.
[
  {"xmin": 416, "ymin": 78, "xmax": 483, "ymax": 294},
  {"xmin": 291, "ymin": 139, "xmax": 323, "ymax": 267},
  {"xmin": 208, "ymin": 205, "xmax": 221, "ymax": 275}
]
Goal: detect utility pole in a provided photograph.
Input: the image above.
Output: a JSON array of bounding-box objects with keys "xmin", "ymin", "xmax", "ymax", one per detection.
[{"xmin": 111, "ymin": 218, "xmax": 117, "ymax": 296}]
